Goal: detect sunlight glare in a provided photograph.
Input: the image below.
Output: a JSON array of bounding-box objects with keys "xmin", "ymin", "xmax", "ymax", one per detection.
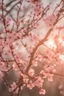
[
  {"xmin": 58, "ymin": 37, "xmax": 63, "ymax": 43},
  {"xmin": 47, "ymin": 39, "xmax": 56, "ymax": 49},
  {"xmin": 59, "ymin": 55, "xmax": 64, "ymax": 62}
]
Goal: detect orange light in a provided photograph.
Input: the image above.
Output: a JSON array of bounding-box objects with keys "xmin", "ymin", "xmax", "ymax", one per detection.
[
  {"xmin": 59, "ymin": 55, "xmax": 64, "ymax": 62},
  {"xmin": 58, "ymin": 38, "xmax": 63, "ymax": 43},
  {"xmin": 47, "ymin": 39, "xmax": 56, "ymax": 49},
  {"xmin": 62, "ymin": 41, "xmax": 64, "ymax": 46}
]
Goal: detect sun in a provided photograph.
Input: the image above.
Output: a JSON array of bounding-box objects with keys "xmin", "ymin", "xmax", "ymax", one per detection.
[{"xmin": 46, "ymin": 39, "xmax": 57, "ymax": 50}]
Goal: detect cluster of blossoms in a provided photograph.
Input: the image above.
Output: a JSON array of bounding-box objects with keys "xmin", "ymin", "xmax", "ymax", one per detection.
[
  {"xmin": 0, "ymin": 0, "xmax": 64, "ymax": 96},
  {"xmin": 40, "ymin": 65, "xmax": 56, "ymax": 82},
  {"xmin": 44, "ymin": 14, "xmax": 57, "ymax": 28},
  {"xmin": 9, "ymin": 82, "xmax": 19, "ymax": 94}
]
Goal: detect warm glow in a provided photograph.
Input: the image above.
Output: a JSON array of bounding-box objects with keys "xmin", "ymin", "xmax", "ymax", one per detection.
[
  {"xmin": 62, "ymin": 41, "xmax": 64, "ymax": 46},
  {"xmin": 46, "ymin": 39, "xmax": 56, "ymax": 49},
  {"xmin": 59, "ymin": 55, "xmax": 64, "ymax": 62},
  {"xmin": 58, "ymin": 37, "xmax": 63, "ymax": 43}
]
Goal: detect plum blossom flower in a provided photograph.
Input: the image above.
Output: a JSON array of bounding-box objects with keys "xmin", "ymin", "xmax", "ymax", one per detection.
[
  {"xmin": 0, "ymin": 61, "xmax": 5, "ymax": 70},
  {"xmin": 27, "ymin": 80, "xmax": 35, "ymax": 89},
  {"xmin": 23, "ymin": 76, "xmax": 29, "ymax": 84},
  {"xmin": 28, "ymin": 68, "xmax": 35, "ymax": 77},
  {"xmin": 0, "ymin": 61, "xmax": 8, "ymax": 72},
  {"xmin": 21, "ymin": 84, "xmax": 25, "ymax": 90},
  {"xmin": 9, "ymin": 82, "xmax": 17, "ymax": 92},
  {"xmin": 35, "ymin": 76, "xmax": 44, "ymax": 88},
  {"xmin": 32, "ymin": 60, "xmax": 38, "ymax": 67},
  {"xmin": 12, "ymin": 63, "xmax": 19, "ymax": 71},
  {"xmin": 40, "ymin": 65, "xmax": 56, "ymax": 82},
  {"xmin": 44, "ymin": 65, "xmax": 56, "ymax": 74},
  {"xmin": 47, "ymin": 73, "xmax": 54, "ymax": 82},
  {"xmin": 5, "ymin": 32, "xmax": 17, "ymax": 45},
  {"xmin": 39, "ymin": 88, "xmax": 46, "ymax": 95},
  {"xmin": 44, "ymin": 14, "xmax": 57, "ymax": 28},
  {"xmin": 0, "ymin": 71, "xmax": 3, "ymax": 79},
  {"xmin": 14, "ymin": 88, "xmax": 19, "ymax": 94}
]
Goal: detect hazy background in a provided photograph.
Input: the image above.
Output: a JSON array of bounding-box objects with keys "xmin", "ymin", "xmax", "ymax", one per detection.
[{"xmin": 0, "ymin": 0, "xmax": 64, "ymax": 96}]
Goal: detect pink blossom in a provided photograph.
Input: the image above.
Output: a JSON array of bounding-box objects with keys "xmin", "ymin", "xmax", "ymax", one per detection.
[
  {"xmin": 27, "ymin": 80, "xmax": 35, "ymax": 89},
  {"xmin": 47, "ymin": 74, "xmax": 53, "ymax": 82},
  {"xmin": 0, "ymin": 71, "xmax": 3, "ymax": 79},
  {"xmin": 0, "ymin": 61, "xmax": 5, "ymax": 70},
  {"xmin": 39, "ymin": 88, "xmax": 46, "ymax": 95},
  {"xmin": 9, "ymin": 82, "xmax": 17, "ymax": 92},
  {"xmin": 35, "ymin": 76, "xmax": 44, "ymax": 88},
  {"xmin": 44, "ymin": 14, "xmax": 57, "ymax": 28},
  {"xmin": 32, "ymin": 60, "xmax": 38, "ymax": 67},
  {"xmin": 23, "ymin": 76, "xmax": 29, "ymax": 84},
  {"xmin": 12, "ymin": 63, "xmax": 19, "ymax": 71},
  {"xmin": 28, "ymin": 68, "xmax": 35, "ymax": 77},
  {"xmin": 14, "ymin": 88, "xmax": 19, "ymax": 94}
]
